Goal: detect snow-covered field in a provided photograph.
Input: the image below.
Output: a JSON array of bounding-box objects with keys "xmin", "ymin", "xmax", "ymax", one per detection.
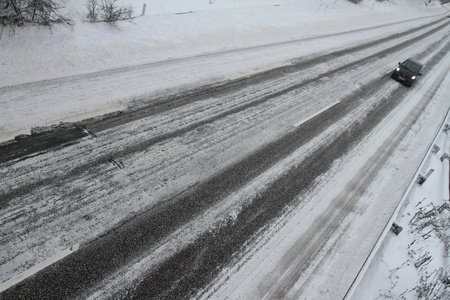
[{"xmin": 1, "ymin": 0, "xmax": 450, "ymax": 298}]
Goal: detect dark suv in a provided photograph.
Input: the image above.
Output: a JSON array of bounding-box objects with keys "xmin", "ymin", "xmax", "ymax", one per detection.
[{"xmin": 391, "ymin": 58, "xmax": 423, "ymax": 87}]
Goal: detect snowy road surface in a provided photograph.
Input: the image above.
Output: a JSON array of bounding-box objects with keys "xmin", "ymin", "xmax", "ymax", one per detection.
[
  {"xmin": 1, "ymin": 7, "xmax": 450, "ymax": 300},
  {"xmin": 0, "ymin": 13, "xmax": 448, "ymax": 143}
]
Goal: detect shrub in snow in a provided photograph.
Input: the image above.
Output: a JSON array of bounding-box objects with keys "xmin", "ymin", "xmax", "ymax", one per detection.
[
  {"xmin": 409, "ymin": 202, "xmax": 450, "ymax": 256},
  {"xmin": 1, "ymin": 0, "xmax": 23, "ymax": 27},
  {"xmin": 100, "ymin": 0, "xmax": 132, "ymax": 22},
  {"xmin": 413, "ymin": 268, "xmax": 450, "ymax": 299},
  {"xmin": 0, "ymin": 0, "xmax": 74, "ymax": 26},
  {"xmin": 21, "ymin": 0, "xmax": 73, "ymax": 26},
  {"xmin": 1, "ymin": 0, "xmax": 73, "ymax": 36},
  {"xmin": 85, "ymin": 0, "xmax": 99, "ymax": 21},
  {"xmin": 84, "ymin": 0, "xmax": 133, "ymax": 26}
]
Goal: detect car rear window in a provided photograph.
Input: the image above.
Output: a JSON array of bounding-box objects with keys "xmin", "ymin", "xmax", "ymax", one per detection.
[{"xmin": 402, "ymin": 60, "xmax": 421, "ymax": 74}]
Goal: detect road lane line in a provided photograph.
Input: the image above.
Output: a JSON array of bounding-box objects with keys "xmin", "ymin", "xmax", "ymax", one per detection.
[
  {"xmin": 294, "ymin": 101, "xmax": 340, "ymax": 127},
  {"xmin": 0, "ymin": 244, "xmax": 80, "ymax": 293}
]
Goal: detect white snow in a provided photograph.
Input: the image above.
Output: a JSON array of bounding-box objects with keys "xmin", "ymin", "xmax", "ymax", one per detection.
[
  {"xmin": 0, "ymin": 0, "xmax": 448, "ymax": 141},
  {"xmin": 1, "ymin": 0, "xmax": 450, "ymax": 298},
  {"xmin": 349, "ymin": 79, "xmax": 450, "ymax": 299},
  {"xmin": 198, "ymin": 42, "xmax": 450, "ymax": 300}
]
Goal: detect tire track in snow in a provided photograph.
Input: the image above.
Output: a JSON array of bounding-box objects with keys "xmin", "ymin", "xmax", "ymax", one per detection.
[
  {"xmin": 0, "ymin": 20, "xmax": 450, "ymax": 298},
  {"xmin": 1, "ymin": 18, "xmax": 448, "ymax": 205},
  {"xmin": 202, "ymin": 37, "xmax": 450, "ymax": 300},
  {"xmin": 1, "ymin": 17, "xmax": 448, "ymax": 164}
]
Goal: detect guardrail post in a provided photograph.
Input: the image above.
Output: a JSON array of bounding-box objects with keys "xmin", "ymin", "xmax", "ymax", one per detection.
[
  {"xmin": 432, "ymin": 144, "xmax": 441, "ymax": 154},
  {"xmin": 417, "ymin": 169, "xmax": 434, "ymax": 185},
  {"xmin": 443, "ymin": 123, "xmax": 450, "ymax": 133}
]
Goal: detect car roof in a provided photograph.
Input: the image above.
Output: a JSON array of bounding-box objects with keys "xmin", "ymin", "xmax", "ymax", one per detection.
[{"xmin": 405, "ymin": 58, "xmax": 424, "ymax": 67}]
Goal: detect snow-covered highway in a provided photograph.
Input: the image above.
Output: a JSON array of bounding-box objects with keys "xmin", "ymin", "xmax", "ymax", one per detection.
[{"xmin": 1, "ymin": 0, "xmax": 450, "ymax": 299}]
